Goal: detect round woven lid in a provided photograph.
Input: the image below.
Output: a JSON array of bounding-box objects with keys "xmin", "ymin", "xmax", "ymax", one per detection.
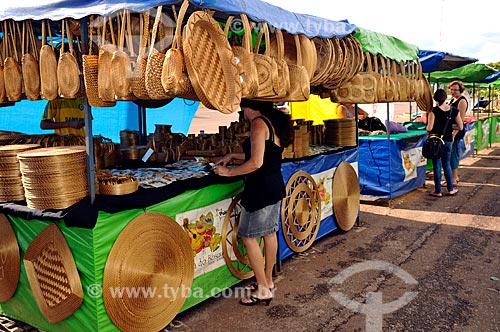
[
  {"xmin": 332, "ymin": 162, "xmax": 360, "ymax": 231},
  {"xmin": 23, "ymin": 223, "xmax": 83, "ymax": 323},
  {"xmin": 103, "ymin": 212, "xmax": 194, "ymax": 332},
  {"xmin": 0, "ymin": 144, "xmax": 40, "ymax": 157},
  {"xmin": 0, "ymin": 213, "xmax": 20, "ymax": 302}
]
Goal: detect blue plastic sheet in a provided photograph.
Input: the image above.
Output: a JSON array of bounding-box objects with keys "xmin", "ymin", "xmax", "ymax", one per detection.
[
  {"xmin": 419, "ymin": 49, "xmax": 477, "ymax": 73},
  {"xmin": 0, "ymin": 0, "xmax": 355, "ymax": 38},
  {"xmin": 358, "ymin": 132, "xmax": 427, "ymax": 199}
]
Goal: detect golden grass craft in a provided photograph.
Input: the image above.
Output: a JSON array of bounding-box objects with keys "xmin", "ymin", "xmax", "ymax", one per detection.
[
  {"xmin": 183, "ymin": 10, "xmax": 242, "ymax": 114},
  {"xmin": 23, "ymin": 223, "xmax": 83, "ymax": 323},
  {"xmin": 252, "ymin": 22, "xmax": 279, "ymax": 99},
  {"xmin": 0, "ymin": 213, "xmax": 20, "ymax": 302},
  {"xmin": 98, "ymin": 17, "xmax": 117, "ymax": 102},
  {"xmin": 22, "ymin": 20, "xmax": 41, "ymax": 100},
  {"xmin": 131, "ymin": 11, "xmax": 151, "ymax": 100},
  {"xmin": 332, "ymin": 162, "xmax": 360, "ymax": 231},
  {"xmin": 103, "ymin": 212, "xmax": 194, "ymax": 332},
  {"xmin": 57, "ymin": 20, "xmax": 80, "ymax": 99},
  {"xmin": 98, "ymin": 174, "xmax": 139, "ymax": 195},
  {"xmin": 39, "ymin": 20, "xmax": 58, "ymax": 100}
]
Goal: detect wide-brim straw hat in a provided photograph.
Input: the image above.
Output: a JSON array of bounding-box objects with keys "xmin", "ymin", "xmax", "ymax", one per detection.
[
  {"xmin": 23, "ymin": 223, "xmax": 83, "ymax": 323},
  {"xmin": 0, "ymin": 213, "xmax": 20, "ymax": 302},
  {"xmin": 103, "ymin": 212, "xmax": 194, "ymax": 332},
  {"xmin": 183, "ymin": 10, "xmax": 242, "ymax": 114},
  {"xmin": 332, "ymin": 162, "xmax": 360, "ymax": 231}
]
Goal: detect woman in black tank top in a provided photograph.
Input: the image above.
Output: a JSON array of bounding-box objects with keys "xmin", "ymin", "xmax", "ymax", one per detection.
[
  {"xmin": 447, "ymin": 80, "xmax": 468, "ymax": 185},
  {"xmin": 213, "ymin": 99, "xmax": 293, "ymax": 306}
]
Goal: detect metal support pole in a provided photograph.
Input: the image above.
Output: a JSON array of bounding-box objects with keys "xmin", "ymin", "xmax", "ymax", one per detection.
[{"xmin": 80, "ymin": 17, "xmax": 95, "ymax": 203}]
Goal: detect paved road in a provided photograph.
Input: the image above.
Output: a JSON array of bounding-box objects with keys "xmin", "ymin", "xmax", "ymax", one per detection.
[{"xmin": 2, "ymin": 144, "xmax": 499, "ymax": 332}]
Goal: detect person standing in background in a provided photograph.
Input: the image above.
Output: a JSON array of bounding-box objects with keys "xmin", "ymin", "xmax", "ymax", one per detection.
[
  {"xmin": 213, "ymin": 99, "xmax": 293, "ymax": 306},
  {"xmin": 40, "ymin": 98, "xmax": 86, "ymax": 137},
  {"xmin": 427, "ymin": 89, "xmax": 463, "ymax": 197},
  {"xmin": 447, "ymin": 81, "xmax": 468, "ymax": 186}
]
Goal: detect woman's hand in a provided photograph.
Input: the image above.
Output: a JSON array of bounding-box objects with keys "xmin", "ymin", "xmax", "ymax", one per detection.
[{"xmin": 213, "ymin": 165, "xmax": 232, "ymax": 177}]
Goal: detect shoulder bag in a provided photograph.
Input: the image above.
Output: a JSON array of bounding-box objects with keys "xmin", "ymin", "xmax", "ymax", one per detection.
[{"xmin": 422, "ymin": 111, "xmax": 452, "ymax": 159}]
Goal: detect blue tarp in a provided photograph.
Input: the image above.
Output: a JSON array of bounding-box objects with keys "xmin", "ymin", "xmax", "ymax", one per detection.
[
  {"xmin": 358, "ymin": 131, "xmax": 427, "ymax": 199},
  {"xmin": 481, "ymin": 71, "xmax": 500, "ymax": 84},
  {"xmin": 419, "ymin": 49, "xmax": 477, "ymax": 73},
  {"xmin": 0, "ymin": 0, "xmax": 355, "ymax": 38}
]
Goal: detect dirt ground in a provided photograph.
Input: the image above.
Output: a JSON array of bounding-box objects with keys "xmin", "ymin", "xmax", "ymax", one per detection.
[
  {"xmin": 162, "ymin": 142, "xmax": 500, "ymax": 332},
  {"xmin": 1, "ymin": 145, "xmax": 498, "ymax": 332}
]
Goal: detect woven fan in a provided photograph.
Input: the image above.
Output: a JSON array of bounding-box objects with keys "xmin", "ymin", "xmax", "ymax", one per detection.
[
  {"xmin": 161, "ymin": 0, "xmax": 196, "ymax": 99},
  {"xmin": 83, "ymin": 16, "xmax": 116, "ymax": 107},
  {"xmin": 21, "ymin": 20, "xmax": 41, "ymax": 100},
  {"xmin": 39, "ymin": 20, "xmax": 58, "ymax": 100},
  {"xmin": 57, "ymin": 19, "xmax": 81, "ymax": 98},
  {"xmin": 3, "ymin": 21, "xmax": 22, "ymax": 102}
]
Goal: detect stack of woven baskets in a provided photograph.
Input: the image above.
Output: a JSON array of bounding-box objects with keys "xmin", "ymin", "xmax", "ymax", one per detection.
[{"xmin": 17, "ymin": 146, "xmax": 88, "ymax": 210}]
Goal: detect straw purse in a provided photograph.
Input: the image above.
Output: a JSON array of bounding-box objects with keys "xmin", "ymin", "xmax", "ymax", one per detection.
[
  {"xmin": 415, "ymin": 61, "xmax": 433, "ymax": 112},
  {"xmin": 225, "ymin": 14, "xmax": 259, "ymax": 99},
  {"xmin": 3, "ymin": 21, "xmax": 23, "ymax": 102},
  {"xmin": 310, "ymin": 37, "xmax": 335, "ymax": 87},
  {"xmin": 330, "ymin": 51, "xmax": 378, "ymax": 104},
  {"xmin": 0, "ymin": 54, "xmax": 5, "ymax": 103},
  {"xmin": 268, "ymin": 28, "xmax": 290, "ymax": 99},
  {"xmin": 397, "ymin": 60, "xmax": 410, "ymax": 102},
  {"xmin": 39, "ymin": 20, "xmax": 58, "ymax": 100},
  {"xmin": 252, "ymin": 22, "xmax": 279, "ymax": 99},
  {"xmin": 161, "ymin": 1, "xmax": 196, "ymax": 99},
  {"xmin": 182, "ymin": 9, "xmax": 242, "ymax": 113},
  {"xmin": 299, "ymin": 34, "xmax": 317, "ymax": 81},
  {"xmin": 145, "ymin": 6, "xmax": 172, "ymax": 100},
  {"xmin": 407, "ymin": 61, "xmax": 417, "ymax": 101},
  {"xmin": 131, "ymin": 11, "xmax": 151, "ymax": 100},
  {"xmin": 21, "ymin": 20, "xmax": 41, "ymax": 101},
  {"xmin": 278, "ymin": 32, "xmax": 309, "ymax": 102},
  {"xmin": 82, "ymin": 17, "xmax": 116, "ymax": 107},
  {"xmin": 110, "ymin": 10, "xmax": 136, "ymax": 101},
  {"xmin": 57, "ymin": 20, "xmax": 81, "ymax": 99},
  {"xmin": 388, "ymin": 58, "xmax": 400, "ymax": 102},
  {"xmin": 97, "ymin": 16, "xmax": 117, "ymax": 102}
]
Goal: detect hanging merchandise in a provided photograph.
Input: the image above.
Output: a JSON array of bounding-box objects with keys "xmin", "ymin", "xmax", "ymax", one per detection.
[
  {"xmin": 21, "ymin": 20, "xmax": 41, "ymax": 101},
  {"xmin": 39, "ymin": 20, "xmax": 58, "ymax": 100},
  {"xmin": 3, "ymin": 21, "xmax": 23, "ymax": 102},
  {"xmin": 57, "ymin": 19, "xmax": 80, "ymax": 98}
]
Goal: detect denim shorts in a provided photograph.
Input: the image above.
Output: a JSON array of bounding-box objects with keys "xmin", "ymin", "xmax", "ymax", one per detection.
[{"xmin": 237, "ymin": 201, "xmax": 280, "ymax": 238}]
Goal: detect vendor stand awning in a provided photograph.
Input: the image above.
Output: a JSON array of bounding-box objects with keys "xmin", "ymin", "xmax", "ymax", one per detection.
[
  {"xmin": 0, "ymin": 0, "xmax": 356, "ymax": 38},
  {"xmin": 418, "ymin": 49, "xmax": 477, "ymax": 73},
  {"xmin": 429, "ymin": 63, "xmax": 499, "ymax": 84},
  {"xmin": 354, "ymin": 26, "xmax": 419, "ymax": 62}
]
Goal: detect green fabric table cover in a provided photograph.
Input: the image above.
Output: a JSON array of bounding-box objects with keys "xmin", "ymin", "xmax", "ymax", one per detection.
[{"xmin": 358, "ymin": 129, "xmax": 427, "ymax": 141}]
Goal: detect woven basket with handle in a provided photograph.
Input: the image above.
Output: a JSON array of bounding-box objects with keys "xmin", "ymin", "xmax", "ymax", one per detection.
[
  {"xmin": 39, "ymin": 20, "xmax": 58, "ymax": 100},
  {"xmin": 111, "ymin": 10, "xmax": 136, "ymax": 101},
  {"xmin": 252, "ymin": 22, "xmax": 279, "ymax": 99},
  {"xmin": 131, "ymin": 11, "xmax": 151, "ymax": 100},
  {"xmin": 161, "ymin": 1, "xmax": 196, "ymax": 99},
  {"xmin": 3, "ymin": 21, "xmax": 23, "ymax": 102},
  {"xmin": 57, "ymin": 19, "xmax": 80, "ymax": 98},
  {"xmin": 22, "ymin": 20, "xmax": 41, "ymax": 100},
  {"xmin": 98, "ymin": 16, "xmax": 117, "ymax": 102}
]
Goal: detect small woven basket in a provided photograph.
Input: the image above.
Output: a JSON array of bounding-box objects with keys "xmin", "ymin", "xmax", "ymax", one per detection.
[
  {"xmin": 98, "ymin": 17, "xmax": 117, "ymax": 102},
  {"xmin": 98, "ymin": 174, "xmax": 139, "ymax": 195},
  {"xmin": 252, "ymin": 22, "xmax": 279, "ymax": 99},
  {"xmin": 21, "ymin": 20, "xmax": 41, "ymax": 101},
  {"xmin": 57, "ymin": 20, "xmax": 80, "ymax": 99}
]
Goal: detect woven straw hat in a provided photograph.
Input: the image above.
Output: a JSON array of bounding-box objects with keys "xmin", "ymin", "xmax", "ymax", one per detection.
[
  {"xmin": 23, "ymin": 223, "xmax": 83, "ymax": 323},
  {"xmin": 103, "ymin": 212, "xmax": 194, "ymax": 332},
  {"xmin": 57, "ymin": 20, "xmax": 81, "ymax": 99},
  {"xmin": 0, "ymin": 213, "xmax": 20, "ymax": 302},
  {"xmin": 183, "ymin": 10, "xmax": 242, "ymax": 114},
  {"xmin": 39, "ymin": 20, "xmax": 59, "ymax": 101},
  {"xmin": 332, "ymin": 162, "xmax": 360, "ymax": 231}
]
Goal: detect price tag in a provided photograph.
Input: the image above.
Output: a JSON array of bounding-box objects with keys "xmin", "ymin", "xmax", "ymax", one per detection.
[{"xmin": 142, "ymin": 148, "xmax": 154, "ymax": 162}]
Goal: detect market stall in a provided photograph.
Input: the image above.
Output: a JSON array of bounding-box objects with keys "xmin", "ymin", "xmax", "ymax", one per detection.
[{"xmin": 0, "ymin": 1, "xmax": 365, "ymax": 331}]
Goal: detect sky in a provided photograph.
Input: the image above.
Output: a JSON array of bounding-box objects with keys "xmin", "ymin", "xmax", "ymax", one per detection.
[{"xmin": 262, "ymin": 0, "xmax": 500, "ymax": 65}]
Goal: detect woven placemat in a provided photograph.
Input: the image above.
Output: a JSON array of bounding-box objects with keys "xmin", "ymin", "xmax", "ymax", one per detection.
[
  {"xmin": 23, "ymin": 223, "xmax": 83, "ymax": 323},
  {"xmin": 103, "ymin": 212, "xmax": 194, "ymax": 332},
  {"xmin": 332, "ymin": 162, "xmax": 360, "ymax": 231}
]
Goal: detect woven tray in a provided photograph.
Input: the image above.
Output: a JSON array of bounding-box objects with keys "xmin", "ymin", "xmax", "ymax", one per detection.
[{"xmin": 98, "ymin": 174, "xmax": 138, "ymax": 195}]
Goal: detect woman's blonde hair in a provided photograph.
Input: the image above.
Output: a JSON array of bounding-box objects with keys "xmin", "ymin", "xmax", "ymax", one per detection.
[{"xmin": 447, "ymin": 80, "xmax": 465, "ymax": 93}]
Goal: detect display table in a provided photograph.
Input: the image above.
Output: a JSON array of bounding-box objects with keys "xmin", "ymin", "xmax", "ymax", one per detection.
[
  {"xmin": 358, "ymin": 130, "xmax": 427, "ymax": 198},
  {"xmin": 0, "ymin": 148, "xmax": 359, "ymax": 332},
  {"xmin": 490, "ymin": 116, "xmax": 500, "ymax": 143}
]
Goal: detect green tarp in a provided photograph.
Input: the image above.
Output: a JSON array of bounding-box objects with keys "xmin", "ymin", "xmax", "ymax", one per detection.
[
  {"xmin": 430, "ymin": 63, "xmax": 498, "ymax": 83},
  {"xmin": 354, "ymin": 27, "xmax": 419, "ymax": 62}
]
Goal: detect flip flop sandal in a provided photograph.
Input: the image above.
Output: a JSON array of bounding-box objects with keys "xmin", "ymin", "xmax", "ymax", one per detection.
[
  {"xmin": 239, "ymin": 295, "xmax": 273, "ymax": 306},
  {"xmin": 429, "ymin": 191, "xmax": 443, "ymax": 197}
]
